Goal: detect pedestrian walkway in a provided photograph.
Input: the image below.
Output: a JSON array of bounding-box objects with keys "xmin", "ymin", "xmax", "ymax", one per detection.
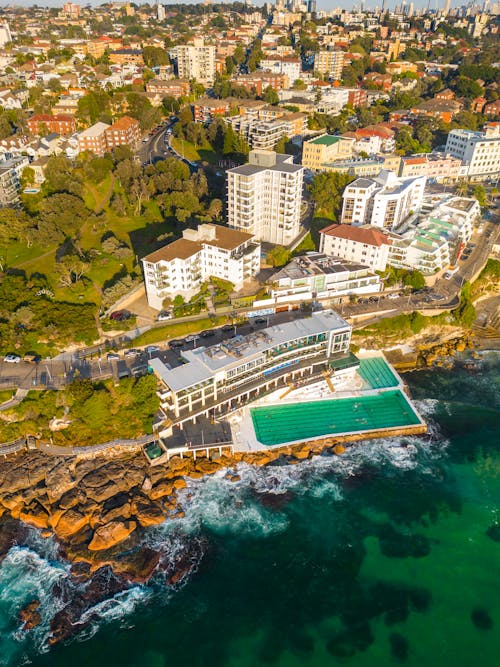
[{"xmin": 0, "ymin": 388, "xmax": 28, "ymax": 412}]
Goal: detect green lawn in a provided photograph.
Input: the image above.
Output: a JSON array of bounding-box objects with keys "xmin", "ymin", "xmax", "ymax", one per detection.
[{"xmin": 0, "ymin": 390, "xmax": 13, "ymax": 404}]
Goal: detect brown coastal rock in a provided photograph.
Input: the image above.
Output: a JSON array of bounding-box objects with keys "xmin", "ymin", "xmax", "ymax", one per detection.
[
  {"xmin": 150, "ymin": 481, "xmax": 174, "ymax": 500},
  {"xmin": 134, "ymin": 502, "xmax": 166, "ymax": 528},
  {"xmin": 54, "ymin": 509, "xmax": 91, "ymax": 539},
  {"xmin": 19, "ymin": 502, "xmax": 50, "ymax": 530},
  {"xmin": 19, "ymin": 600, "xmax": 41, "ymax": 630},
  {"xmin": 88, "ymin": 520, "xmax": 137, "ymax": 551}
]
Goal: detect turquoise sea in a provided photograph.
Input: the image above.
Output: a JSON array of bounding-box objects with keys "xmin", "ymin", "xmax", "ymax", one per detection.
[{"xmin": 0, "ymin": 352, "xmax": 499, "ymax": 667}]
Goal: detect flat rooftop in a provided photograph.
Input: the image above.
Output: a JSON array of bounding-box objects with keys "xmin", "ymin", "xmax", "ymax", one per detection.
[{"xmin": 149, "ymin": 310, "xmax": 350, "ymax": 393}]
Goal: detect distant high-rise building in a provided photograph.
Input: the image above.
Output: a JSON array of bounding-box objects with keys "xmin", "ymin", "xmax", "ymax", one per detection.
[
  {"xmin": 227, "ymin": 150, "xmax": 304, "ymax": 246},
  {"xmin": 0, "ymin": 22, "xmax": 12, "ymax": 48},
  {"xmin": 307, "ymin": 0, "xmax": 317, "ymax": 12},
  {"xmin": 157, "ymin": 1, "xmax": 165, "ymax": 21},
  {"xmin": 444, "ymin": 0, "xmax": 451, "ymax": 15}
]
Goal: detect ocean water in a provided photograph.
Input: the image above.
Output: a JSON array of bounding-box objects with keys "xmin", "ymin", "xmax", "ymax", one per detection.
[{"xmin": 0, "ymin": 352, "xmax": 499, "ymax": 667}]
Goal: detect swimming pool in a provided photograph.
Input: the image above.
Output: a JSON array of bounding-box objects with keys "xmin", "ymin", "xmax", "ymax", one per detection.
[
  {"xmin": 358, "ymin": 357, "xmax": 400, "ymax": 389},
  {"xmin": 250, "ymin": 390, "xmax": 421, "ymax": 446}
]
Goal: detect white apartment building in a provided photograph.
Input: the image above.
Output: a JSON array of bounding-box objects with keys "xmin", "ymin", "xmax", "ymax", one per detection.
[
  {"xmin": 174, "ymin": 38, "xmax": 216, "ymax": 85},
  {"xmin": 445, "ymin": 122, "xmax": 500, "ymax": 181},
  {"xmin": 0, "ymin": 155, "xmax": 30, "ymax": 207},
  {"xmin": 341, "ymin": 170, "xmax": 426, "ymax": 231},
  {"xmin": 314, "ymin": 50, "xmax": 345, "ymax": 80},
  {"xmin": 387, "ymin": 196, "xmax": 480, "ymax": 274},
  {"xmin": 319, "ymin": 223, "xmax": 392, "ymax": 272},
  {"xmin": 259, "ymin": 56, "xmax": 302, "ymax": 83},
  {"xmin": 271, "ymin": 252, "xmax": 381, "ymax": 301},
  {"xmin": 227, "ymin": 150, "xmax": 304, "ymax": 246},
  {"xmin": 149, "ymin": 310, "xmax": 353, "ymax": 424},
  {"xmin": 142, "ymin": 224, "xmax": 261, "ymax": 310}
]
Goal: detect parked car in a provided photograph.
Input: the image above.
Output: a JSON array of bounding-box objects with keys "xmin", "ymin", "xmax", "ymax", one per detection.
[
  {"xmin": 169, "ymin": 339, "xmax": 184, "ymax": 349},
  {"xmin": 184, "ymin": 334, "xmax": 198, "ymax": 343},
  {"xmin": 200, "ymin": 329, "xmax": 216, "ymax": 338},
  {"xmin": 4, "ymin": 354, "xmax": 21, "ymax": 363},
  {"xmin": 222, "ymin": 324, "xmax": 235, "ymax": 332},
  {"xmin": 157, "ymin": 310, "xmax": 172, "ymax": 322},
  {"xmin": 107, "ymin": 352, "xmax": 120, "ymax": 361},
  {"xmin": 429, "ymin": 293, "xmax": 446, "ymax": 301},
  {"xmin": 124, "ymin": 348, "xmax": 138, "ymax": 358},
  {"xmin": 387, "ymin": 293, "xmax": 400, "ymax": 300},
  {"xmin": 145, "ymin": 345, "xmax": 160, "ymax": 354},
  {"xmin": 110, "ymin": 310, "xmax": 132, "ymax": 321},
  {"xmin": 23, "ymin": 353, "xmax": 41, "ymax": 363},
  {"xmin": 254, "ymin": 317, "xmax": 267, "ymax": 324}
]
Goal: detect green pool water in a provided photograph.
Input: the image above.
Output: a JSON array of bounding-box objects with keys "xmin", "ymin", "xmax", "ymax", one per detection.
[
  {"xmin": 358, "ymin": 357, "xmax": 400, "ymax": 389},
  {"xmin": 251, "ymin": 389, "xmax": 421, "ymax": 446}
]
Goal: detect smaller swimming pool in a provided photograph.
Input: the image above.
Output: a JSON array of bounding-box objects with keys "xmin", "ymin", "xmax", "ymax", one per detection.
[
  {"xmin": 358, "ymin": 357, "xmax": 400, "ymax": 389},
  {"xmin": 250, "ymin": 389, "xmax": 421, "ymax": 446}
]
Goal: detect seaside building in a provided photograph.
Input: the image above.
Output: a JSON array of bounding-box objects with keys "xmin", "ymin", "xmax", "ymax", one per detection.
[
  {"xmin": 226, "ymin": 150, "xmax": 303, "ymax": 246},
  {"xmin": 142, "ymin": 223, "xmax": 261, "ymax": 310},
  {"xmin": 150, "ymin": 310, "xmax": 353, "ymax": 425},
  {"xmin": 270, "ymin": 252, "xmax": 382, "ymax": 301},
  {"xmin": 340, "ymin": 170, "xmax": 426, "ymax": 231},
  {"xmin": 387, "ymin": 196, "xmax": 480, "ymax": 274},
  {"xmin": 319, "ymin": 224, "xmax": 392, "ymax": 272}
]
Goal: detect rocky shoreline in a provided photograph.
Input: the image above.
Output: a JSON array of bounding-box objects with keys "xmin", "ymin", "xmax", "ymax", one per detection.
[{"xmin": 0, "ymin": 421, "xmax": 426, "ymax": 645}]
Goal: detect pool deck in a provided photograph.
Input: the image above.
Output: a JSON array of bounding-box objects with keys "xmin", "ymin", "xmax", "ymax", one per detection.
[{"xmin": 228, "ymin": 352, "xmax": 426, "ymax": 452}]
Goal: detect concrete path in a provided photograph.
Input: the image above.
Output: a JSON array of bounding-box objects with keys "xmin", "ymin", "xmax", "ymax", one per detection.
[{"xmin": 0, "ymin": 388, "xmax": 28, "ymax": 412}]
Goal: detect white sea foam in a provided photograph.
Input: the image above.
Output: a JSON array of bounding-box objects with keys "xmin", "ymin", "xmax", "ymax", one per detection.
[{"xmin": 0, "ymin": 546, "xmax": 69, "ymax": 665}]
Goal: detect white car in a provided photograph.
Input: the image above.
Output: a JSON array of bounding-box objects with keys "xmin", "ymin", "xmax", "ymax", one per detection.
[
  {"xmin": 4, "ymin": 354, "xmax": 21, "ymax": 363},
  {"xmin": 184, "ymin": 334, "xmax": 198, "ymax": 343},
  {"xmin": 157, "ymin": 310, "xmax": 172, "ymax": 322},
  {"xmin": 387, "ymin": 293, "xmax": 400, "ymax": 300}
]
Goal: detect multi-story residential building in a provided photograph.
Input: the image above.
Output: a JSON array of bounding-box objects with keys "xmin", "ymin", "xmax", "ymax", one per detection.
[
  {"xmin": 227, "ymin": 112, "xmax": 308, "ymax": 150},
  {"xmin": 319, "ymin": 224, "xmax": 392, "ymax": 272},
  {"xmin": 77, "ymin": 122, "xmax": 110, "ymax": 155},
  {"xmin": 311, "ymin": 155, "xmax": 401, "ymax": 178},
  {"xmin": 230, "ymin": 72, "xmax": 289, "ymax": 96},
  {"xmin": 271, "ymin": 252, "xmax": 382, "ymax": 301},
  {"xmin": 109, "ymin": 49, "xmax": 144, "ymax": 66},
  {"xmin": 193, "ymin": 98, "xmax": 235, "ymax": 123},
  {"xmin": 314, "ymin": 49, "xmax": 345, "ymax": 80},
  {"xmin": 341, "ymin": 170, "xmax": 426, "ymax": 231},
  {"xmin": 104, "ymin": 116, "xmax": 141, "ymax": 151},
  {"xmin": 227, "ymin": 150, "xmax": 303, "ymax": 246},
  {"xmin": 146, "ymin": 79, "xmax": 191, "ymax": 98},
  {"xmin": 387, "ymin": 196, "xmax": 480, "ymax": 274},
  {"xmin": 387, "ymin": 225, "xmax": 451, "ymax": 274},
  {"xmin": 175, "ymin": 38, "xmax": 216, "ymax": 85},
  {"xmin": 27, "ymin": 114, "xmax": 76, "ymax": 136},
  {"xmin": 0, "ymin": 155, "xmax": 29, "ymax": 207},
  {"xmin": 398, "ymin": 152, "xmax": 463, "ymax": 182},
  {"xmin": 149, "ymin": 310, "xmax": 352, "ymax": 424},
  {"xmin": 301, "ymin": 134, "xmax": 355, "ymax": 170},
  {"xmin": 445, "ymin": 122, "xmax": 500, "ymax": 181},
  {"xmin": 260, "ymin": 56, "xmax": 302, "ymax": 83},
  {"xmin": 142, "ymin": 223, "xmax": 261, "ymax": 310}
]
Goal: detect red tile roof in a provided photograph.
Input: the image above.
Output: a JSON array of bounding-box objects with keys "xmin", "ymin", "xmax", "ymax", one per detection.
[{"xmin": 320, "ymin": 224, "xmax": 392, "ymax": 247}]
